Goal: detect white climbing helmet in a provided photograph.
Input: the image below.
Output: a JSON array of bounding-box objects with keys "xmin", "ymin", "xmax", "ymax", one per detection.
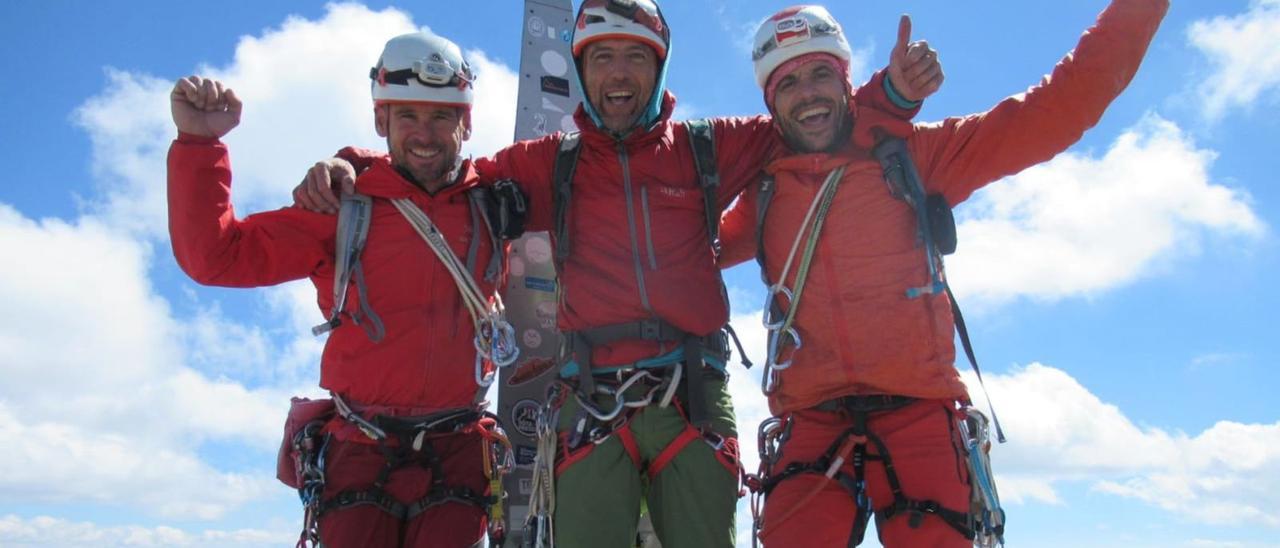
[
  {"xmin": 751, "ymin": 5, "xmax": 852, "ymax": 89},
  {"xmin": 370, "ymin": 30, "xmax": 475, "ymax": 108},
  {"xmin": 572, "ymin": 0, "xmax": 670, "ymax": 60}
]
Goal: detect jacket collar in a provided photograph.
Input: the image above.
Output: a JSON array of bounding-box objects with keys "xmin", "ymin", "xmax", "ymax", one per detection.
[{"xmin": 573, "ymin": 90, "xmax": 677, "ymax": 147}]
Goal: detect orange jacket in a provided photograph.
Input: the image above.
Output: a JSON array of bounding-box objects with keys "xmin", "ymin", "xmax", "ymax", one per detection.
[
  {"xmin": 169, "ymin": 136, "xmax": 497, "ymax": 409},
  {"xmin": 720, "ymin": 0, "xmax": 1168, "ymax": 415}
]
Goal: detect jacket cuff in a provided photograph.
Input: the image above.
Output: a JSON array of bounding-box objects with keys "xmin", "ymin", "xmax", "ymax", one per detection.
[
  {"xmin": 176, "ymin": 132, "xmax": 222, "ymax": 146},
  {"xmin": 882, "ymin": 72, "xmax": 923, "ymax": 111}
]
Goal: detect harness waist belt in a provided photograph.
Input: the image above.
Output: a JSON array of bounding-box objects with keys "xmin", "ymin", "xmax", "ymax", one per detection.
[{"xmin": 814, "ymin": 395, "xmax": 917, "ymax": 414}]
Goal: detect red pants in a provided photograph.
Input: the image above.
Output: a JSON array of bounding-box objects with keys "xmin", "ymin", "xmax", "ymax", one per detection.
[
  {"xmin": 760, "ymin": 399, "xmax": 971, "ymax": 548},
  {"xmin": 318, "ymin": 431, "xmax": 488, "ymax": 548}
]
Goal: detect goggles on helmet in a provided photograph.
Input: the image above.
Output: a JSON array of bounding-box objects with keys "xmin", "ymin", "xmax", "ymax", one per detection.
[{"xmin": 371, "ymin": 56, "xmax": 474, "ymax": 91}]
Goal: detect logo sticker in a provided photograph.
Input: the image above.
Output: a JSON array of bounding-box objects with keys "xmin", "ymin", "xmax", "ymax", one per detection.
[
  {"xmin": 515, "ymin": 444, "xmax": 539, "ymax": 466},
  {"xmin": 510, "ymin": 399, "xmax": 542, "ymax": 438},
  {"xmin": 774, "ymin": 17, "xmax": 811, "ymax": 48},
  {"xmin": 527, "ymin": 16, "xmax": 546, "ymax": 37}
]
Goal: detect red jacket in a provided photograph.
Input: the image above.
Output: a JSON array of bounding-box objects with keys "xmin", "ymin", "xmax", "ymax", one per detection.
[
  {"xmin": 480, "ymin": 78, "xmax": 916, "ymax": 367},
  {"xmin": 168, "ymin": 135, "xmax": 496, "ymax": 410},
  {"xmin": 475, "ymin": 93, "xmax": 776, "ymax": 366},
  {"xmin": 340, "ymin": 77, "xmax": 912, "ymax": 369},
  {"xmin": 720, "ymin": 0, "xmax": 1169, "ymax": 415}
]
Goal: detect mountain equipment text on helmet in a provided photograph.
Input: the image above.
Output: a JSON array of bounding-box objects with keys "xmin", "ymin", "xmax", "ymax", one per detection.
[
  {"xmin": 752, "ymin": 5, "xmax": 852, "ymax": 89},
  {"xmin": 371, "ymin": 31, "xmax": 476, "ymax": 108}
]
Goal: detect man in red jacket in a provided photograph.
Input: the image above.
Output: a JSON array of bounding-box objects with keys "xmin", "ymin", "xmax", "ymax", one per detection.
[
  {"xmin": 294, "ymin": 2, "xmax": 941, "ymax": 546},
  {"xmin": 719, "ymin": 2, "xmax": 1169, "ymax": 547},
  {"xmin": 167, "ymin": 30, "xmax": 517, "ymax": 547}
]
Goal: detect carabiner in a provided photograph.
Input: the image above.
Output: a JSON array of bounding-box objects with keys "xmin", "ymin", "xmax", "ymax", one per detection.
[
  {"xmin": 761, "ymin": 365, "xmax": 782, "ymax": 395},
  {"xmin": 762, "ymin": 284, "xmax": 794, "ymax": 330},
  {"xmin": 574, "ymin": 369, "xmax": 660, "ymax": 421},
  {"xmin": 765, "ymin": 326, "xmax": 802, "ymax": 371}
]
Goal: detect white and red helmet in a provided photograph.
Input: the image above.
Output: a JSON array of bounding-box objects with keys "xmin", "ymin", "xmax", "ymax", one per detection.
[
  {"xmin": 370, "ymin": 30, "xmax": 475, "ymax": 108},
  {"xmin": 751, "ymin": 5, "xmax": 852, "ymax": 89},
  {"xmin": 572, "ymin": 0, "xmax": 670, "ymax": 60}
]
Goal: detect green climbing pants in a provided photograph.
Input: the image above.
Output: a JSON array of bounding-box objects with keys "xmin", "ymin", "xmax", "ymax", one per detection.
[{"xmin": 552, "ymin": 372, "xmax": 740, "ymax": 548}]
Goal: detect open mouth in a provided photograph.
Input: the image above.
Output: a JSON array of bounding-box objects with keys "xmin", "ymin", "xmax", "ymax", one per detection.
[
  {"xmin": 604, "ymin": 90, "xmax": 636, "ymax": 107},
  {"xmin": 794, "ymin": 104, "xmax": 832, "ymax": 128},
  {"xmin": 408, "ymin": 145, "xmax": 441, "ymax": 161}
]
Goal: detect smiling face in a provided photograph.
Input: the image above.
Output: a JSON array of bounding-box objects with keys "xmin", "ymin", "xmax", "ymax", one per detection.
[
  {"xmin": 769, "ymin": 60, "xmax": 851, "ymax": 153},
  {"xmin": 375, "ymin": 102, "xmax": 470, "ymax": 192},
  {"xmin": 580, "ymin": 38, "xmax": 658, "ymax": 133}
]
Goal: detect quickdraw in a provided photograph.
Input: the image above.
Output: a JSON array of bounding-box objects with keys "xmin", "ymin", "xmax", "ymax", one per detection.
[
  {"xmin": 292, "ymin": 420, "xmax": 329, "ymax": 548},
  {"xmin": 759, "ymin": 165, "xmax": 846, "ymax": 395},
  {"xmin": 959, "ymin": 407, "xmax": 1006, "ymax": 547},
  {"xmin": 522, "ymin": 383, "xmax": 568, "ymax": 548}
]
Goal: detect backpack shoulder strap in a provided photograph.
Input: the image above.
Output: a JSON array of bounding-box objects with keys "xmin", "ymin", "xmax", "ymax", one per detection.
[
  {"xmin": 552, "ymin": 132, "xmax": 582, "ymax": 267},
  {"xmin": 312, "ymin": 192, "xmax": 385, "ymax": 342},
  {"xmin": 683, "ymin": 118, "xmax": 721, "ymax": 259},
  {"xmin": 871, "ymin": 135, "xmax": 1004, "ymax": 442},
  {"xmin": 466, "ymin": 187, "xmax": 503, "ymax": 283}
]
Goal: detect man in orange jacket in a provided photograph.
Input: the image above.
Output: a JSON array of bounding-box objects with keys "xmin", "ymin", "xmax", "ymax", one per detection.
[{"xmin": 719, "ymin": 2, "xmax": 1169, "ymax": 547}]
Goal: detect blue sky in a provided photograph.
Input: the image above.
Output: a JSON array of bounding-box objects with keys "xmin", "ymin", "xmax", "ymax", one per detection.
[{"xmin": 1, "ymin": 1, "xmax": 1278, "ymax": 546}]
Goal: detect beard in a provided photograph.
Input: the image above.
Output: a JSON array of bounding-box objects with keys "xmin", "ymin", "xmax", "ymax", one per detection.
[
  {"xmin": 388, "ymin": 141, "xmax": 460, "ymax": 193},
  {"xmin": 777, "ymin": 98, "xmax": 853, "ymax": 154}
]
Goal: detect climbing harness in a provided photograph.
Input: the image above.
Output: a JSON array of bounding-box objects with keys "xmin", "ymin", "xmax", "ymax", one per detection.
[
  {"xmin": 758, "ymin": 165, "xmax": 846, "ymax": 395},
  {"xmin": 747, "ymin": 397, "xmax": 977, "ymax": 548},
  {"xmin": 290, "ymin": 393, "xmax": 514, "ymax": 548}
]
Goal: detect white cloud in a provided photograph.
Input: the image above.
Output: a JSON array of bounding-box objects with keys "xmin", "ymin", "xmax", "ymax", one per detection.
[
  {"xmin": 73, "ymin": 3, "xmax": 519, "ymax": 242},
  {"xmin": 947, "ymin": 114, "xmax": 1263, "ymax": 305},
  {"xmin": 0, "ymin": 1, "xmax": 525, "ymax": 525},
  {"xmin": 0, "ymin": 205, "xmax": 289, "ymax": 518},
  {"xmin": 973, "ymin": 363, "xmax": 1280, "ymax": 528},
  {"xmin": 0, "ymin": 514, "xmax": 291, "ymax": 547},
  {"xmin": 1189, "ymin": 0, "xmax": 1280, "ymax": 119},
  {"xmin": 466, "ymin": 49, "xmax": 520, "ymax": 158}
]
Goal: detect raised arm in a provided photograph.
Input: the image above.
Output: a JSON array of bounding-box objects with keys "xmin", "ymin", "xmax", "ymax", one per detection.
[
  {"xmin": 910, "ymin": 0, "xmax": 1169, "ymax": 205},
  {"xmin": 167, "ymin": 76, "xmax": 333, "ymax": 287}
]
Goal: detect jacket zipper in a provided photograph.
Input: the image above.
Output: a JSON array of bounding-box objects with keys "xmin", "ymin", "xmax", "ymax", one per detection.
[
  {"xmin": 618, "ymin": 142, "xmax": 654, "ymax": 312},
  {"xmin": 640, "ymin": 186, "xmax": 659, "ymax": 269}
]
